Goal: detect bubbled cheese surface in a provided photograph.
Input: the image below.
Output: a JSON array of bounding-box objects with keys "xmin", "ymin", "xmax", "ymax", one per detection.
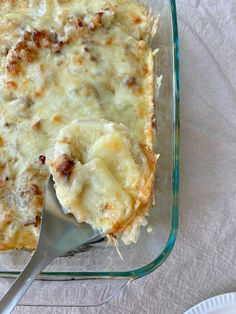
[{"xmin": 0, "ymin": 0, "xmax": 155, "ymax": 249}]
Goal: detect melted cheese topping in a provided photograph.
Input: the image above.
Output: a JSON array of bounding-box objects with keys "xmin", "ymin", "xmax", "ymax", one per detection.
[
  {"xmin": 0, "ymin": 0, "xmax": 155, "ymax": 249},
  {"xmin": 47, "ymin": 120, "xmax": 155, "ymax": 243}
]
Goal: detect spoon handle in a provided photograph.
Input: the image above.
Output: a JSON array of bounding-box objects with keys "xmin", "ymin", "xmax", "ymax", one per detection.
[{"xmin": 0, "ymin": 250, "xmax": 50, "ymax": 314}]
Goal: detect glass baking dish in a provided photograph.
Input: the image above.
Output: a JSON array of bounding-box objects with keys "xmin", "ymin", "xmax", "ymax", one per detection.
[{"xmin": 0, "ymin": 0, "xmax": 179, "ymax": 307}]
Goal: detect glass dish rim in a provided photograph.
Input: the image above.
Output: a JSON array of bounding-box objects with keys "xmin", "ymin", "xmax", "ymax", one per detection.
[{"xmin": 0, "ymin": 0, "xmax": 179, "ymax": 280}]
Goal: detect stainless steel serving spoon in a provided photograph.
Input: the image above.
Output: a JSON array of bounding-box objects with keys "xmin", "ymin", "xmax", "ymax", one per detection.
[{"xmin": 0, "ymin": 175, "xmax": 101, "ymax": 314}]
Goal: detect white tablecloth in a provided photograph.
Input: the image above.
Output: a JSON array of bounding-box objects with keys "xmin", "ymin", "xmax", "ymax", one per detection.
[{"xmin": 10, "ymin": 0, "xmax": 236, "ymax": 313}]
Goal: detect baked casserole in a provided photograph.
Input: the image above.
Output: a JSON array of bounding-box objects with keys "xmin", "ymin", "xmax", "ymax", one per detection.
[{"xmin": 0, "ymin": 0, "xmax": 157, "ymax": 250}]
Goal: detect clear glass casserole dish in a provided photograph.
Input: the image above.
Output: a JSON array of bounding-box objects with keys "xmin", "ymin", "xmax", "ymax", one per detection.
[{"xmin": 0, "ymin": 0, "xmax": 179, "ymax": 307}]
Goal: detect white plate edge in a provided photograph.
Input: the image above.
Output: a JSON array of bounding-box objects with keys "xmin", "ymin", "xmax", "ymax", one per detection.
[{"xmin": 184, "ymin": 292, "xmax": 236, "ymax": 314}]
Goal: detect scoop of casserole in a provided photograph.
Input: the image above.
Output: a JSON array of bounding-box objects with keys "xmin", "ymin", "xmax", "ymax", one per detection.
[{"xmin": 47, "ymin": 119, "xmax": 156, "ymax": 244}]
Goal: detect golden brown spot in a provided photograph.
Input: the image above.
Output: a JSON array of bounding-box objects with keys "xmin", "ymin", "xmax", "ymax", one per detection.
[
  {"xmin": 33, "ymin": 172, "xmax": 48, "ymax": 179},
  {"xmin": 6, "ymin": 29, "xmax": 67, "ymax": 75},
  {"xmin": 4, "ymin": 212, "xmax": 13, "ymax": 224},
  {"xmin": 137, "ymin": 41, "xmax": 147, "ymax": 51},
  {"xmin": 111, "ymin": 221, "xmax": 123, "ymax": 234},
  {"xmin": 9, "ymin": 228, "xmax": 37, "ymax": 250},
  {"xmin": 0, "ymin": 178, "xmax": 6, "ymax": 188},
  {"xmin": 0, "ymin": 162, "xmax": 5, "ymax": 169},
  {"xmin": 0, "ymin": 136, "xmax": 4, "ymax": 147},
  {"xmin": 128, "ymin": 13, "xmax": 143, "ymax": 24},
  {"xmin": 32, "ymin": 120, "xmax": 41, "ymax": 130},
  {"xmin": 52, "ymin": 114, "xmax": 63, "ymax": 123},
  {"xmin": 104, "ymin": 82, "xmax": 114, "ymax": 94},
  {"xmin": 6, "ymin": 34, "xmax": 38, "ymax": 75},
  {"xmin": 139, "ymin": 143, "xmax": 157, "ymax": 172},
  {"xmin": 32, "ymin": 29, "xmax": 67, "ymax": 52},
  {"xmin": 134, "ymin": 86, "xmax": 144, "ymax": 96},
  {"xmin": 90, "ymin": 55, "xmax": 97, "ymax": 62},
  {"xmin": 110, "ymin": 199, "xmax": 152, "ymax": 238},
  {"xmin": 39, "ymin": 64, "xmax": 45, "ymax": 72},
  {"xmin": 103, "ymin": 137, "xmax": 122, "ymax": 151},
  {"xmin": 126, "ymin": 50, "xmax": 142, "ymax": 63},
  {"xmin": 32, "ymin": 30, "xmax": 52, "ymax": 48},
  {"xmin": 137, "ymin": 105, "xmax": 146, "ymax": 118},
  {"xmin": 106, "ymin": 37, "xmax": 113, "ymax": 45},
  {"xmin": 101, "ymin": 203, "xmax": 114, "ymax": 213},
  {"xmin": 6, "ymin": 80, "xmax": 17, "ymax": 90},
  {"xmin": 90, "ymin": 12, "xmax": 104, "ymax": 30},
  {"xmin": 125, "ymin": 77, "xmax": 137, "ymax": 87},
  {"xmin": 76, "ymin": 55, "xmax": 84, "ymax": 64},
  {"xmin": 33, "ymin": 197, "xmax": 43, "ymax": 208},
  {"xmin": 142, "ymin": 64, "xmax": 149, "ymax": 76},
  {"xmin": 58, "ymin": 0, "xmax": 72, "ymax": 3},
  {"xmin": 6, "ymin": 58, "xmax": 21, "ymax": 75},
  {"xmin": 144, "ymin": 127, "xmax": 154, "ymax": 145},
  {"xmin": 125, "ymin": 77, "xmax": 144, "ymax": 95},
  {"xmin": 58, "ymin": 137, "xmax": 73, "ymax": 145},
  {"xmin": 30, "ymin": 184, "xmax": 42, "ymax": 196},
  {"xmin": 35, "ymin": 90, "xmax": 44, "ymax": 98}
]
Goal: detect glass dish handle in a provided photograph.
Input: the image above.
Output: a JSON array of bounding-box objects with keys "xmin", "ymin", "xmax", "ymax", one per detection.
[{"xmin": 0, "ymin": 277, "xmax": 133, "ymax": 308}]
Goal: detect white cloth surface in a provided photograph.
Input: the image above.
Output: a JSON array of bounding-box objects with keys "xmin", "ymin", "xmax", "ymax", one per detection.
[{"xmin": 8, "ymin": 0, "xmax": 236, "ymax": 313}]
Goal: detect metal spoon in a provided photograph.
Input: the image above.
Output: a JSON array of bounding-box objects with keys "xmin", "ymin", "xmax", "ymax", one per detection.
[{"xmin": 0, "ymin": 175, "xmax": 101, "ymax": 314}]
